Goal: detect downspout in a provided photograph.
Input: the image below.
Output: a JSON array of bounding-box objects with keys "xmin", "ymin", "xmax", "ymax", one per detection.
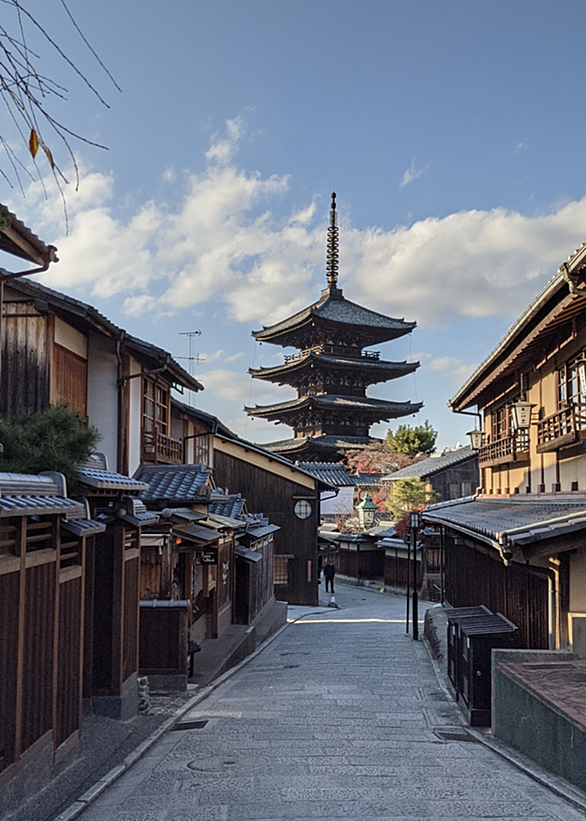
[
  {"xmin": 182, "ymin": 422, "xmax": 218, "ymax": 465},
  {"xmin": 116, "ymin": 332, "xmax": 126, "ymax": 474}
]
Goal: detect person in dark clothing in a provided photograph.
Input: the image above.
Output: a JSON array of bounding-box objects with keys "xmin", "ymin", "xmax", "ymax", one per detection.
[{"xmin": 323, "ymin": 562, "xmax": 335, "ymax": 593}]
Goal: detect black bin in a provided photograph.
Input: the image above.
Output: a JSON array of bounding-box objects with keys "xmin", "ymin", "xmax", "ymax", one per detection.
[
  {"xmin": 446, "ymin": 605, "xmax": 492, "ymax": 691},
  {"xmin": 459, "ymin": 613, "xmax": 517, "ymax": 726}
]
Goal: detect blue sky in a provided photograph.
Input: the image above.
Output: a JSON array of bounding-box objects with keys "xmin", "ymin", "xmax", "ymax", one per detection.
[{"xmin": 6, "ymin": 0, "xmax": 586, "ymax": 450}]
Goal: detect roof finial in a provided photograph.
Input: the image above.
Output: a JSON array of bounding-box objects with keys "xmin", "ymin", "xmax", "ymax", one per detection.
[{"xmin": 326, "ymin": 191, "xmax": 339, "ymax": 287}]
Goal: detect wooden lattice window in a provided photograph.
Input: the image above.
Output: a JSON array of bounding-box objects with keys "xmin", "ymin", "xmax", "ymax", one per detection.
[
  {"xmin": 274, "ymin": 556, "xmax": 289, "ymax": 585},
  {"xmin": 59, "ymin": 534, "xmax": 81, "ymax": 569},
  {"xmin": 143, "ymin": 377, "xmax": 169, "ymax": 436},
  {"xmin": 0, "ymin": 521, "xmax": 18, "ymax": 559},
  {"xmin": 491, "ymin": 405, "xmax": 512, "ymax": 442}
]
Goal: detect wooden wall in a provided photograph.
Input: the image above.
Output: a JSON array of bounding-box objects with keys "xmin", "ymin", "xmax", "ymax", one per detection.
[
  {"xmin": 1, "ymin": 297, "xmax": 50, "ymax": 416},
  {"xmin": 213, "ymin": 450, "xmax": 318, "ymax": 605},
  {"xmin": 445, "ymin": 538, "xmax": 549, "ymax": 649}
]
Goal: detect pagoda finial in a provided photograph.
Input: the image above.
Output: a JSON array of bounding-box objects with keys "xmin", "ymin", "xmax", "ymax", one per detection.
[{"xmin": 326, "ymin": 191, "xmax": 339, "ymax": 287}]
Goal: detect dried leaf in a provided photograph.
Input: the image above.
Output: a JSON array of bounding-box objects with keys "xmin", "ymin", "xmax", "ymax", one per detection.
[
  {"xmin": 29, "ymin": 129, "xmax": 39, "ymax": 159},
  {"xmin": 42, "ymin": 144, "xmax": 55, "ymax": 169}
]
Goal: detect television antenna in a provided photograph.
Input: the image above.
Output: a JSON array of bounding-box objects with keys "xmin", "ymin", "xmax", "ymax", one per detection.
[{"xmin": 177, "ymin": 331, "xmax": 206, "ymax": 373}]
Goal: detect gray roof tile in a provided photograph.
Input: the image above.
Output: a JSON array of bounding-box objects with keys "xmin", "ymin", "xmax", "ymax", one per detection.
[
  {"xmin": 383, "ymin": 446, "xmax": 475, "ymax": 481},
  {"xmin": 135, "ymin": 464, "xmax": 213, "ymax": 505}
]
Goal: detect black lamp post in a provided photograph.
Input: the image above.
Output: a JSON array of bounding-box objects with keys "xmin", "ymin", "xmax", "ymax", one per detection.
[{"xmin": 410, "ymin": 510, "xmax": 420, "ymax": 641}]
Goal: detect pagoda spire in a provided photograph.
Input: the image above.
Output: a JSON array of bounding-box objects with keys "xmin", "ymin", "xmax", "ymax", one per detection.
[{"xmin": 326, "ymin": 192, "xmax": 339, "ymax": 287}]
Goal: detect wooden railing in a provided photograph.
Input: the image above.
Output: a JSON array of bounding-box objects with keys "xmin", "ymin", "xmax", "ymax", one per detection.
[
  {"xmin": 537, "ymin": 404, "xmax": 586, "ymax": 452},
  {"xmin": 478, "ymin": 429, "xmax": 530, "ymax": 467},
  {"xmin": 284, "ymin": 345, "xmax": 380, "ymax": 364},
  {"xmin": 143, "ymin": 429, "xmax": 183, "ymax": 464}
]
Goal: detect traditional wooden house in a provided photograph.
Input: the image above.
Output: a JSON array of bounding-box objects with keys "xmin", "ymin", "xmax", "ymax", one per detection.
[
  {"xmin": 246, "ymin": 193, "xmax": 422, "ymax": 462},
  {"xmin": 172, "ymin": 401, "xmax": 329, "ymax": 605},
  {"xmin": 382, "ymin": 446, "xmax": 478, "ymax": 502},
  {"xmin": 1, "ymin": 277, "xmax": 203, "ymax": 475},
  {"xmin": 0, "ymin": 472, "xmax": 105, "ymax": 783},
  {"xmin": 423, "ymin": 244, "xmax": 586, "ymax": 651}
]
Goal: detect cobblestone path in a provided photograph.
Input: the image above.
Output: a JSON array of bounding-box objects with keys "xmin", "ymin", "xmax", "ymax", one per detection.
[{"xmin": 75, "ymin": 585, "xmax": 586, "ymax": 821}]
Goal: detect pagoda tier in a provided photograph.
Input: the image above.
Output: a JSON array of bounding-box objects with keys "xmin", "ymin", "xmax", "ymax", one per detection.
[
  {"xmin": 250, "ymin": 347, "xmax": 419, "ymax": 392},
  {"xmin": 252, "ymin": 284, "xmax": 415, "ymax": 351},
  {"xmin": 245, "ymin": 393, "xmax": 422, "ymax": 439},
  {"xmin": 247, "ymin": 192, "xmax": 422, "ymax": 461},
  {"xmin": 258, "ymin": 434, "xmax": 372, "ymax": 461}
]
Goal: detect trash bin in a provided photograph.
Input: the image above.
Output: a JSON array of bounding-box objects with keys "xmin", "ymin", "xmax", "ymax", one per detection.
[
  {"xmin": 446, "ymin": 605, "xmax": 492, "ymax": 691},
  {"xmin": 459, "ymin": 613, "xmax": 517, "ymax": 726}
]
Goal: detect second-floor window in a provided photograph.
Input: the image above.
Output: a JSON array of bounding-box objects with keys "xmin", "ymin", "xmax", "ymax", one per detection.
[
  {"xmin": 558, "ymin": 353, "xmax": 586, "ymax": 408},
  {"xmin": 491, "ymin": 405, "xmax": 512, "ymax": 441},
  {"xmin": 143, "ymin": 377, "xmax": 169, "ymax": 435}
]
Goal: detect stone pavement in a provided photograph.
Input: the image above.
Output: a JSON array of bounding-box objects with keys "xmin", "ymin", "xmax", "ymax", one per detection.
[{"xmin": 70, "ymin": 585, "xmax": 586, "ymax": 821}]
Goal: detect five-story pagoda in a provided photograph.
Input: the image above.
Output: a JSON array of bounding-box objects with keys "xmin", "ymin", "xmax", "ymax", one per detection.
[{"xmin": 246, "ymin": 193, "xmax": 423, "ymax": 461}]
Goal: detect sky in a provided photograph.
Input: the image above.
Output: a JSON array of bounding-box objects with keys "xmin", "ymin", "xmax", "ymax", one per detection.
[{"xmin": 4, "ymin": 0, "xmax": 586, "ymax": 451}]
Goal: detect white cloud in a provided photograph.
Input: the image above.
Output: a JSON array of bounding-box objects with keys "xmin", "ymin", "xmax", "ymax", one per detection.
[
  {"xmin": 21, "ymin": 117, "xmax": 586, "ymax": 337},
  {"xmin": 400, "ymin": 158, "xmax": 430, "ymax": 188},
  {"xmin": 225, "ymin": 351, "xmax": 244, "ymax": 363},
  {"xmin": 426, "ymin": 355, "xmax": 478, "ymax": 386}
]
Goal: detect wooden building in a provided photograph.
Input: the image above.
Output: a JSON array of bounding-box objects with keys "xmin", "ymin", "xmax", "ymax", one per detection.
[
  {"xmin": 423, "ymin": 242, "xmax": 586, "ymax": 651},
  {"xmin": 0, "ymin": 472, "xmax": 105, "ymax": 782},
  {"xmin": 246, "ymin": 193, "xmax": 422, "ymax": 462},
  {"xmin": 171, "ymin": 401, "xmax": 327, "ymax": 605}
]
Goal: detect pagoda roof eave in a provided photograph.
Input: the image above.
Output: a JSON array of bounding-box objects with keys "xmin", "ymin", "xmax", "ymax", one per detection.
[
  {"xmin": 245, "ymin": 394, "xmax": 423, "ymax": 420},
  {"xmin": 250, "ymin": 353, "xmax": 419, "ymax": 382},
  {"xmin": 259, "ymin": 434, "xmax": 374, "ymax": 457},
  {"xmin": 252, "ymin": 287, "xmax": 416, "ymax": 345}
]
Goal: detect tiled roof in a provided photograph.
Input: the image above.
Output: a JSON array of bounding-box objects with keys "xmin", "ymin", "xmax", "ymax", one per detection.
[
  {"xmin": 383, "ymin": 446, "xmax": 475, "ymax": 481},
  {"xmin": 355, "ymin": 472, "xmax": 384, "ymax": 486},
  {"xmin": 253, "ymin": 287, "xmax": 415, "ymax": 339},
  {"xmin": 297, "ymin": 462, "xmax": 355, "ymax": 487},
  {"xmin": 422, "ymin": 496, "xmax": 586, "ymax": 548},
  {"xmin": 246, "ymin": 394, "xmax": 422, "ymax": 417},
  {"xmin": 209, "ymin": 493, "xmax": 246, "ymax": 520},
  {"xmin": 135, "ymin": 464, "xmax": 213, "ymax": 505},
  {"xmin": 0, "ymin": 472, "xmax": 62, "ymax": 496},
  {"xmin": 0, "ymin": 202, "xmax": 56, "ymax": 266},
  {"xmin": 0, "ymin": 495, "xmax": 85, "ymax": 519},
  {"xmin": 62, "ymin": 518, "xmax": 106, "ymax": 537},
  {"xmin": 77, "ymin": 467, "xmax": 149, "ymax": 492}
]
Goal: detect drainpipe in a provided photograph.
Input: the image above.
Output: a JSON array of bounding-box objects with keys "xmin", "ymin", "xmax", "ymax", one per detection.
[{"xmin": 116, "ymin": 332, "xmax": 126, "ymax": 474}]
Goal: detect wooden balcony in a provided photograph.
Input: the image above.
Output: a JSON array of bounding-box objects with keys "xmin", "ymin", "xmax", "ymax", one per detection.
[
  {"xmin": 537, "ymin": 404, "xmax": 586, "ymax": 453},
  {"xmin": 143, "ymin": 429, "xmax": 183, "ymax": 464},
  {"xmin": 478, "ymin": 430, "xmax": 530, "ymax": 467}
]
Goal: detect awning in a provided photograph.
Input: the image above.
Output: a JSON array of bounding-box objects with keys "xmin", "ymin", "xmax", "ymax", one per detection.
[
  {"xmin": 62, "ymin": 518, "xmax": 106, "ymax": 537},
  {"xmin": 235, "ymin": 545, "xmax": 262, "ymax": 563},
  {"xmin": 175, "ymin": 522, "xmax": 221, "ymax": 544},
  {"xmin": 202, "ymin": 514, "xmax": 247, "ymax": 531},
  {"xmin": 0, "ymin": 495, "xmax": 85, "ymax": 519}
]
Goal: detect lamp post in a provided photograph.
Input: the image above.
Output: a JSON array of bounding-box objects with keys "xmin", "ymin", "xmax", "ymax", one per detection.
[
  {"xmin": 356, "ymin": 492, "xmax": 377, "ymax": 531},
  {"xmin": 410, "ymin": 510, "xmax": 420, "ymax": 641}
]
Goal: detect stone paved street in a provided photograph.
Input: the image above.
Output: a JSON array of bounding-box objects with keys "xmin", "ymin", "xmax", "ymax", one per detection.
[{"xmin": 74, "ymin": 585, "xmax": 586, "ymax": 821}]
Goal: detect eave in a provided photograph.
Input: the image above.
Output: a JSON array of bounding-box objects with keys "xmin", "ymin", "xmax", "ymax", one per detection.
[
  {"xmin": 250, "ymin": 352, "xmax": 418, "ymax": 384},
  {"xmin": 246, "ymin": 393, "xmax": 423, "ymax": 421},
  {"xmin": 450, "ymin": 265, "xmax": 586, "ymax": 411}
]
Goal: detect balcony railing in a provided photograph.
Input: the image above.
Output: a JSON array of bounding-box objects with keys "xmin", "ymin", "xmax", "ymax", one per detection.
[
  {"xmin": 537, "ymin": 403, "xmax": 586, "ymax": 453},
  {"xmin": 478, "ymin": 429, "xmax": 530, "ymax": 467},
  {"xmin": 284, "ymin": 345, "xmax": 380, "ymax": 364},
  {"xmin": 143, "ymin": 429, "xmax": 183, "ymax": 464}
]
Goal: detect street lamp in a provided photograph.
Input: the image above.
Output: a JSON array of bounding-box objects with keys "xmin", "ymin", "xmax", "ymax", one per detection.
[
  {"xmin": 410, "ymin": 510, "xmax": 420, "ymax": 641},
  {"xmin": 356, "ymin": 492, "xmax": 377, "ymax": 531},
  {"xmin": 467, "ymin": 429, "xmax": 484, "ymax": 450},
  {"xmin": 510, "ymin": 399, "xmax": 534, "ymax": 429}
]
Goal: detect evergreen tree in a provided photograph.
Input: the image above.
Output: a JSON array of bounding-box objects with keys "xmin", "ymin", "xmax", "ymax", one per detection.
[
  {"xmin": 386, "ymin": 477, "xmax": 439, "ymax": 520},
  {"xmin": 386, "ymin": 421, "xmax": 437, "ymax": 458},
  {"xmin": 0, "ymin": 403, "xmax": 100, "ymax": 486}
]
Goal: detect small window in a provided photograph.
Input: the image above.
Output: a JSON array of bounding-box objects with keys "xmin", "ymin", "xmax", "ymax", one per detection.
[
  {"xmin": 274, "ymin": 556, "xmax": 289, "ymax": 585},
  {"xmin": 294, "ymin": 500, "xmax": 312, "ymax": 520}
]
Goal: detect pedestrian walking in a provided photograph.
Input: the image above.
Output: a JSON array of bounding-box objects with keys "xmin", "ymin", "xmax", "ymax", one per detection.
[{"xmin": 323, "ymin": 561, "xmax": 335, "ymax": 593}]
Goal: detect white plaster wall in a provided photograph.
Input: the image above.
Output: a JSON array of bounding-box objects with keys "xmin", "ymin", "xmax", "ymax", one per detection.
[
  {"xmin": 87, "ymin": 334, "xmax": 117, "ymax": 470},
  {"xmin": 321, "ymin": 486, "xmax": 354, "ymax": 517},
  {"xmin": 128, "ymin": 358, "xmax": 142, "ymax": 476},
  {"xmin": 570, "ymin": 546, "xmax": 586, "ymax": 612},
  {"xmin": 54, "ymin": 316, "xmax": 87, "ymax": 358}
]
